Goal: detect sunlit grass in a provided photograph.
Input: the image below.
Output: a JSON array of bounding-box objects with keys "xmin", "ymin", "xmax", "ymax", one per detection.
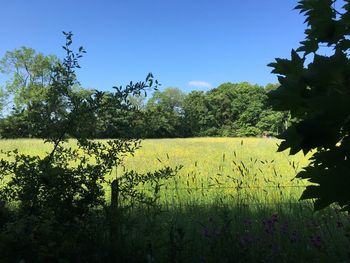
[
  {"xmin": 0, "ymin": 137, "xmax": 311, "ymax": 207},
  {"xmin": 2, "ymin": 138, "xmax": 349, "ymax": 261}
]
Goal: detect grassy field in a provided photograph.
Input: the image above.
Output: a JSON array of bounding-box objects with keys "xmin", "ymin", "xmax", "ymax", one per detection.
[
  {"xmin": 0, "ymin": 137, "xmax": 309, "ymax": 205},
  {"xmin": 121, "ymin": 137, "xmax": 311, "ymax": 206},
  {"xmin": 1, "ymin": 138, "xmax": 349, "ymax": 262}
]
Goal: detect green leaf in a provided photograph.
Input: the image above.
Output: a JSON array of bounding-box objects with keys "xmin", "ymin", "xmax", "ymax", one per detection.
[
  {"xmin": 277, "ymin": 126, "xmax": 303, "ymax": 154},
  {"xmin": 297, "ymin": 39, "xmax": 318, "ymax": 54},
  {"xmin": 300, "ymin": 185, "xmax": 320, "ymax": 200}
]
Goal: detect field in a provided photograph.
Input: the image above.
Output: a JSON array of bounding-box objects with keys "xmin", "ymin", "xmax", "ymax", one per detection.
[
  {"xmin": 1, "ymin": 138, "xmax": 349, "ymax": 262},
  {"xmin": 0, "ymin": 137, "xmax": 309, "ymax": 205}
]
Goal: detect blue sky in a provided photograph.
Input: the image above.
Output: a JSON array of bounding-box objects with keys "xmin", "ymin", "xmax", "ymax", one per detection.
[{"xmin": 0, "ymin": 0, "xmax": 306, "ymax": 92}]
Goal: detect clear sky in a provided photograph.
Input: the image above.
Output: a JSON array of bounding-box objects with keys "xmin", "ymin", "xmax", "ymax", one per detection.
[{"xmin": 0, "ymin": 0, "xmax": 306, "ymax": 92}]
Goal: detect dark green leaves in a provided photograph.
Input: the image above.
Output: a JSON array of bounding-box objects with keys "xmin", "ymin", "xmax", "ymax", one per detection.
[
  {"xmin": 268, "ymin": 50, "xmax": 305, "ymax": 76},
  {"xmin": 269, "ymin": 0, "xmax": 350, "ymax": 211}
]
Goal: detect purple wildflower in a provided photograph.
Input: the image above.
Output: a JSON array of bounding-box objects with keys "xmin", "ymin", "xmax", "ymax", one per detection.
[
  {"xmin": 310, "ymin": 235, "xmax": 323, "ymax": 249},
  {"xmin": 336, "ymin": 221, "xmax": 343, "ymax": 228},
  {"xmin": 243, "ymin": 218, "xmax": 252, "ymax": 229},
  {"xmin": 290, "ymin": 230, "xmax": 298, "ymax": 244},
  {"xmin": 203, "ymin": 228, "xmax": 210, "ymax": 238},
  {"xmin": 280, "ymin": 222, "xmax": 289, "ymax": 235},
  {"xmin": 262, "ymin": 214, "xmax": 278, "ymax": 235}
]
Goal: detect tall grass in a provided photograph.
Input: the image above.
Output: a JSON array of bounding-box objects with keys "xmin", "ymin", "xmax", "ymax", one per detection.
[
  {"xmin": 122, "ymin": 137, "xmax": 310, "ymax": 207},
  {"xmin": 1, "ymin": 138, "xmax": 349, "ymax": 262}
]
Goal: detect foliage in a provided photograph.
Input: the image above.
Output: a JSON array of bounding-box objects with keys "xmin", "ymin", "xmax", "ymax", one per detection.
[
  {"xmin": 0, "ymin": 88, "xmax": 6, "ymax": 115},
  {"xmin": 0, "ymin": 47, "xmax": 58, "ymax": 110},
  {"xmin": 1, "ymin": 138, "xmax": 349, "ymax": 262},
  {"xmin": 182, "ymin": 91, "xmax": 208, "ymax": 136},
  {"xmin": 0, "ymin": 32, "xmax": 180, "ymax": 262},
  {"xmin": 147, "ymin": 87, "xmax": 185, "ymax": 113},
  {"xmin": 188, "ymin": 82, "xmax": 289, "ymax": 137},
  {"xmin": 0, "ymin": 109, "xmax": 33, "ymax": 138},
  {"xmin": 268, "ymin": 0, "xmax": 350, "ymax": 211},
  {"xmin": 0, "ymin": 48, "xmax": 289, "ymax": 139},
  {"xmin": 144, "ymin": 87, "xmax": 185, "ymax": 138}
]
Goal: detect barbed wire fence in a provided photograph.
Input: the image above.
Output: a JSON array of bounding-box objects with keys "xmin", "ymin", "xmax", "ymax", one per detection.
[{"xmin": 104, "ymin": 181, "xmax": 318, "ymax": 208}]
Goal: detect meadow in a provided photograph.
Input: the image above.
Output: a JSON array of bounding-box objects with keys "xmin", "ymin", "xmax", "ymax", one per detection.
[
  {"xmin": 0, "ymin": 137, "xmax": 309, "ymax": 206},
  {"xmin": 1, "ymin": 138, "xmax": 349, "ymax": 262}
]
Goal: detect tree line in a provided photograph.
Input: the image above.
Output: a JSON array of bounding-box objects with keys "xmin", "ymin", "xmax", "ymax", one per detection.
[
  {"xmin": 1, "ymin": 0, "xmax": 350, "ymax": 259},
  {"xmin": 0, "ymin": 47, "xmax": 289, "ymax": 139}
]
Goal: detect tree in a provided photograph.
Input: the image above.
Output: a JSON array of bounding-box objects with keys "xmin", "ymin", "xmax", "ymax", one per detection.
[
  {"xmin": 182, "ymin": 91, "xmax": 208, "ymax": 136},
  {"xmin": 205, "ymin": 84, "xmax": 236, "ymax": 135},
  {"xmin": 268, "ymin": 0, "xmax": 350, "ymax": 211},
  {"xmin": 0, "ymin": 47, "xmax": 97, "ymax": 138},
  {"xmin": 256, "ymin": 109, "xmax": 288, "ymax": 137},
  {"xmin": 264, "ymin": 83, "xmax": 280, "ymax": 93},
  {"xmin": 0, "ymin": 32, "xmax": 180, "ymax": 262},
  {"xmin": 0, "ymin": 109, "xmax": 33, "ymax": 138},
  {"xmin": 181, "ymin": 82, "xmax": 286, "ymax": 137},
  {"xmin": 202, "ymin": 82, "xmax": 270, "ymax": 136},
  {"xmin": 145, "ymin": 87, "xmax": 186, "ymax": 137},
  {"xmin": 147, "ymin": 87, "xmax": 185, "ymax": 113},
  {"xmin": 0, "ymin": 88, "xmax": 6, "ymax": 116},
  {"xmin": 230, "ymin": 83, "xmax": 267, "ymax": 136},
  {"xmin": 127, "ymin": 93, "xmax": 146, "ymax": 111},
  {"xmin": 0, "ymin": 47, "xmax": 58, "ymax": 110},
  {"xmin": 93, "ymin": 91, "xmax": 147, "ymax": 138}
]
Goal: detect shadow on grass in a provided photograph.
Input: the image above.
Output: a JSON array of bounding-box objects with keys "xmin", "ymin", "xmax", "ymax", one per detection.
[{"xmin": 1, "ymin": 201, "xmax": 349, "ymax": 263}]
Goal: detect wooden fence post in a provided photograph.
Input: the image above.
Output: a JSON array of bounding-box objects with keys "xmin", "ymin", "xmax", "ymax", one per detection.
[{"xmin": 111, "ymin": 178, "xmax": 119, "ymax": 210}]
